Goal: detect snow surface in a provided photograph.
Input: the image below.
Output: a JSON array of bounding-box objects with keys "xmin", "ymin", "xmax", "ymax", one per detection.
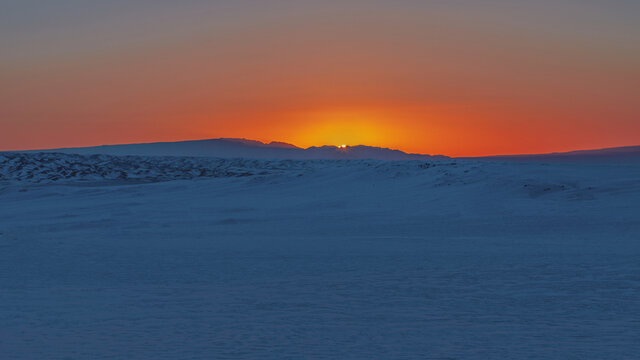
[{"xmin": 1, "ymin": 152, "xmax": 639, "ymax": 359}]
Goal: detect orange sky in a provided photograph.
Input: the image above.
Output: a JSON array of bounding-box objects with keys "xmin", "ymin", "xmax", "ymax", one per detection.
[{"xmin": 1, "ymin": 1, "xmax": 639, "ymax": 156}]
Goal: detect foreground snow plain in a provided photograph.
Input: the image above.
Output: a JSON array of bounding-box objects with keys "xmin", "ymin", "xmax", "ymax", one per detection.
[{"xmin": 1, "ymin": 152, "xmax": 639, "ymax": 359}]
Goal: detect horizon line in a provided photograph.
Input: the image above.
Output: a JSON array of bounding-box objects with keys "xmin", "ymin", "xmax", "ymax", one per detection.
[{"xmin": 3, "ymin": 136, "xmax": 639, "ymax": 159}]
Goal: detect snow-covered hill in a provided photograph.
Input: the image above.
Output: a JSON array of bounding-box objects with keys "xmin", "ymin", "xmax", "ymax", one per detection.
[
  {"xmin": 473, "ymin": 145, "xmax": 640, "ymax": 162},
  {"xmin": 0, "ymin": 152, "xmax": 454, "ymax": 184},
  {"xmin": 2, "ymin": 152, "xmax": 638, "ymax": 203},
  {"xmin": 0, "ymin": 152, "xmax": 307, "ymax": 183},
  {"xmin": 24, "ymin": 138, "xmax": 447, "ymax": 161}
]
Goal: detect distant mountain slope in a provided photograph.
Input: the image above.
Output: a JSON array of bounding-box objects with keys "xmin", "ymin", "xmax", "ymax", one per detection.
[
  {"xmin": 11, "ymin": 139, "xmax": 640, "ymax": 162},
  {"xmin": 19, "ymin": 138, "xmax": 447, "ymax": 161},
  {"xmin": 470, "ymin": 145, "xmax": 640, "ymax": 163}
]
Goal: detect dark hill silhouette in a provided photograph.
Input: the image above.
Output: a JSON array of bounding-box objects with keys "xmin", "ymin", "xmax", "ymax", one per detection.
[
  {"xmin": 24, "ymin": 138, "xmax": 447, "ymax": 161},
  {"xmin": 470, "ymin": 145, "xmax": 640, "ymax": 163}
]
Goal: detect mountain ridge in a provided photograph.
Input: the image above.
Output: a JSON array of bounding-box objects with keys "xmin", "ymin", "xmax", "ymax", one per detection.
[
  {"xmin": 8, "ymin": 138, "xmax": 640, "ymax": 162},
  {"xmin": 470, "ymin": 145, "xmax": 640, "ymax": 162},
  {"xmin": 18, "ymin": 138, "xmax": 446, "ymax": 161}
]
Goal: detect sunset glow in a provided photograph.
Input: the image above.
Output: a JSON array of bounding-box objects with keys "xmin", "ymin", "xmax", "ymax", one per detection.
[
  {"xmin": 2, "ymin": 3, "xmax": 640, "ymax": 356},
  {"xmin": 1, "ymin": 1, "xmax": 638, "ymax": 156},
  {"xmin": 286, "ymin": 110, "xmax": 405, "ymax": 150}
]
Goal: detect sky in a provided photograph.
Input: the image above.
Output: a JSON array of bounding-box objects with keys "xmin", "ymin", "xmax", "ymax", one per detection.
[{"xmin": 1, "ymin": 0, "xmax": 638, "ymax": 156}]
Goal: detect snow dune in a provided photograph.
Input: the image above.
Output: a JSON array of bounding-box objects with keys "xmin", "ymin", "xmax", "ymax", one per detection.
[{"xmin": 1, "ymin": 152, "xmax": 639, "ymax": 359}]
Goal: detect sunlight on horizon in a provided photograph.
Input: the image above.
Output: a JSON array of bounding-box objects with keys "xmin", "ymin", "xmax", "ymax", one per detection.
[{"xmin": 285, "ymin": 109, "xmax": 412, "ymax": 151}]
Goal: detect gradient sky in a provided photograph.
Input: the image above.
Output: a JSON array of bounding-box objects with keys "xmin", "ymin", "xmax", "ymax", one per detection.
[{"xmin": 1, "ymin": 0, "xmax": 638, "ymax": 156}]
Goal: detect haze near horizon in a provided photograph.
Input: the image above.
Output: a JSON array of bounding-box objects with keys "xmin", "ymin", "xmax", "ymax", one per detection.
[{"xmin": 2, "ymin": 0, "xmax": 639, "ymax": 156}]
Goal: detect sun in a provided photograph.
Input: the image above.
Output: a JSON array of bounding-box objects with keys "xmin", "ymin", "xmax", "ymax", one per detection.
[{"xmin": 288, "ymin": 109, "xmax": 402, "ymax": 149}]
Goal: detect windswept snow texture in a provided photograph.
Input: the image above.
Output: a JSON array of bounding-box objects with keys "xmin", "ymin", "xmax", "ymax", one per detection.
[{"xmin": 1, "ymin": 152, "xmax": 640, "ymax": 359}]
